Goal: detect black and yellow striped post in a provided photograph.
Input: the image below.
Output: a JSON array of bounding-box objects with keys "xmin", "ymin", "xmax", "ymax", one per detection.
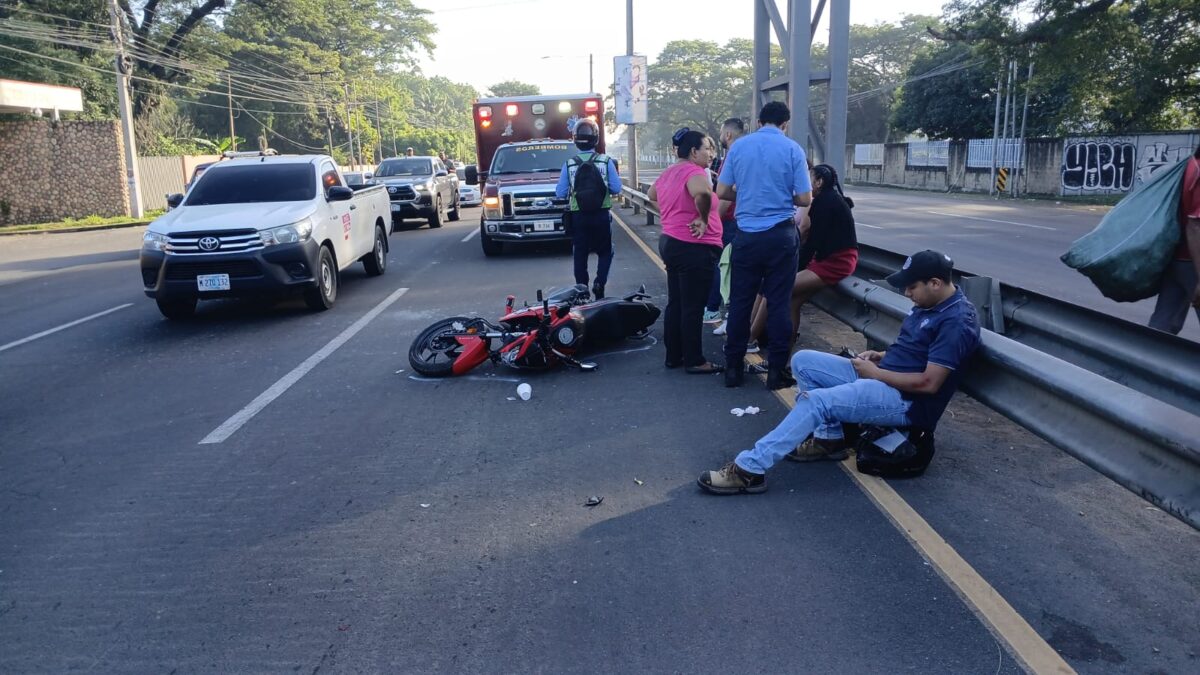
[{"xmin": 996, "ymin": 167, "xmax": 1009, "ymax": 192}]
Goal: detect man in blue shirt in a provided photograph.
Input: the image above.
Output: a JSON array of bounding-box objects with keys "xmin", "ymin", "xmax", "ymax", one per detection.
[
  {"xmin": 716, "ymin": 102, "xmax": 812, "ymax": 389},
  {"xmin": 556, "ymin": 119, "xmax": 623, "ymax": 299},
  {"xmin": 698, "ymin": 250, "xmax": 981, "ymax": 494}
]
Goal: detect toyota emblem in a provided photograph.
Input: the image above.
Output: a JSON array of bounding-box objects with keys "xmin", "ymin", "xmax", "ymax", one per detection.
[
  {"xmin": 388, "ymin": 186, "xmax": 397, "ymax": 194},
  {"xmin": 198, "ymin": 236, "xmax": 220, "ymax": 251}
]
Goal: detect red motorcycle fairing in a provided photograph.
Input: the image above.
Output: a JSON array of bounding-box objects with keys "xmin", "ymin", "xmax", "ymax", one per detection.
[{"xmin": 451, "ymin": 335, "xmax": 491, "ymax": 375}]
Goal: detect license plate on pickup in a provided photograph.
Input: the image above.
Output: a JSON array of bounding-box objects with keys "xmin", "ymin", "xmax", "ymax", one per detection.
[
  {"xmin": 197, "ymin": 274, "xmax": 230, "ymax": 291},
  {"xmin": 533, "ymin": 220, "xmax": 555, "ymax": 232}
]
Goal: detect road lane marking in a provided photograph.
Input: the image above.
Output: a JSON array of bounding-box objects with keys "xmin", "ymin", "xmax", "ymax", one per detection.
[
  {"xmin": 0, "ymin": 303, "xmax": 133, "ymax": 354},
  {"xmin": 611, "ymin": 208, "xmax": 1075, "ymax": 675},
  {"xmin": 856, "ymin": 221, "xmax": 883, "ymax": 229},
  {"xmin": 461, "ymin": 228, "xmax": 480, "ymax": 242},
  {"xmin": 926, "ymin": 210, "xmax": 1057, "ymax": 231},
  {"xmin": 199, "ymin": 287, "xmax": 410, "ymax": 445}
]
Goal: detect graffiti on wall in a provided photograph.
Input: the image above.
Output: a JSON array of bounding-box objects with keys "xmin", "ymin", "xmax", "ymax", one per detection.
[
  {"xmin": 1061, "ymin": 139, "xmax": 1136, "ymax": 192},
  {"xmin": 1061, "ymin": 133, "xmax": 1199, "ymax": 195}
]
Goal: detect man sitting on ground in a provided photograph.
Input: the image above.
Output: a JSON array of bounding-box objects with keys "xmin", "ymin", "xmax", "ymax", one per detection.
[{"xmin": 698, "ymin": 249, "xmax": 981, "ymax": 494}]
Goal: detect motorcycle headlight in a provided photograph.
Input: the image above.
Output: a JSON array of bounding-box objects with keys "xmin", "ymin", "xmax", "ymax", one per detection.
[
  {"xmin": 260, "ymin": 220, "xmax": 313, "ymax": 246},
  {"xmin": 142, "ymin": 230, "xmax": 168, "ymax": 252}
]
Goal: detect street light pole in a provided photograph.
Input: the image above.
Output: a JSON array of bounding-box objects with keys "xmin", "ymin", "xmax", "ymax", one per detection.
[
  {"xmin": 626, "ymin": 0, "xmax": 638, "ymax": 189},
  {"xmin": 589, "ymin": 53, "xmax": 594, "ymax": 93},
  {"xmin": 106, "ymin": 0, "xmax": 143, "ymax": 218}
]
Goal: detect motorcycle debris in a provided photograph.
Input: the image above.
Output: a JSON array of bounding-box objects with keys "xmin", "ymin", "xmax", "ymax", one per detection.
[
  {"xmin": 419, "ymin": 504, "xmax": 431, "ymax": 508},
  {"xmin": 633, "ymin": 479, "xmax": 644, "ymax": 486},
  {"xmin": 506, "ymin": 397, "xmax": 517, "ymax": 401},
  {"xmin": 584, "ymin": 496, "xmax": 604, "ymax": 507},
  {"xmin": 394, "ymin": 369, "xmax": 406, "ymax": 374}
]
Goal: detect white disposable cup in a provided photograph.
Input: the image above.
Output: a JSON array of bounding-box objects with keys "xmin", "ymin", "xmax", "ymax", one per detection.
[{"xmin": 517, "ymin": 383, "xmax": 532, "ymax": 401}]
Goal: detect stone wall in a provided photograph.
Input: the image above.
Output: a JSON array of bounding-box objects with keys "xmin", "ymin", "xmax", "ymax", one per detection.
[{"xmin": 0, "ymin": 120, "xmax": 130, "ymax": 226}]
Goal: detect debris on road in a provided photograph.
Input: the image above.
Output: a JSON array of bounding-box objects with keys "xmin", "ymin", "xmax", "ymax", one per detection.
[
  {"xmin": 730, "ymin": 406, "xmax": 761, "ymax": 417},
  {"xmin": 420, "ymin": 503, "xmax": 431, "ymax": 508},
  {"xmin": 517, "ymin": 383, "xmax": 532, "ymax": 400},
  {"xmin": 584, "ymin": 496, "xmax": 603, "ymax": 507},
  {"xmin": 633, "ymin": 478, "xmax": 644, "ymax": 486}
]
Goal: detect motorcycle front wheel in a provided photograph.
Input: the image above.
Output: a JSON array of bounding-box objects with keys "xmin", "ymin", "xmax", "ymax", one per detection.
[{"xmin": 409, "ymin": 316, "xmax": 480, "ymax": 377}]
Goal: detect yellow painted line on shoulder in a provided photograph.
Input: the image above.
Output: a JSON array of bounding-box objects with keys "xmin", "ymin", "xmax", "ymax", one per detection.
[{"xmin": 612, "ymin": 208, "xmax": 1074, "ymax": 675}]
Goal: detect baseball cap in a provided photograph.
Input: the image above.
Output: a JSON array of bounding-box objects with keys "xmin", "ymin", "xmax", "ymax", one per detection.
[{"xmin": 886, "ymin": 250, "xmax": 954, "ymax": 289}]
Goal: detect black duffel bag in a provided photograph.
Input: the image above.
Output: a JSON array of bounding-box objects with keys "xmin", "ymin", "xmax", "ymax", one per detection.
[{"xmin": 854, "ymin": 426, "xmax": 935, "ymax": 478}]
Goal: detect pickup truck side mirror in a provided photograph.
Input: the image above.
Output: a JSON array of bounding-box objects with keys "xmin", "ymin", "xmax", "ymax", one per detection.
[
  {"xmin": 465, "ymin": 165, "xmax": 478, "ymax": 185},
  {"xmin": 364, "ymin": 172, "xmax": 373, "ymax": 180},
  {"xmin": 326, "ymin": 186, "xmax": 354, "ymax": 202},
  {"xmin": 166, "ymin": 193, "xmax": 184, "ymax": 209}
]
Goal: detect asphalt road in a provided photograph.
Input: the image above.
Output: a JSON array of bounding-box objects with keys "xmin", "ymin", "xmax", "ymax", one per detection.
[{"xmin": 1, "ymin": 205, "xmax": 1197, "ymax": 673}]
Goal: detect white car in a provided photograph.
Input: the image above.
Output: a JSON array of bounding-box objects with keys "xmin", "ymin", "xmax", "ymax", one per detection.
[
  {"xmin": 458, "ymin": 184, "xmax": 482, "ymax": 206},
  {"xmin": 141, "ymin": 154, "xmax": 392, "ymax": 319}
]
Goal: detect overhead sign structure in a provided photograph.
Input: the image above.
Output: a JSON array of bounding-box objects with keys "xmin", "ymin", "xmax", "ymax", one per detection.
[{"xmin": 613, "ymin": 55, "xmax": 647, "ymax": 125}]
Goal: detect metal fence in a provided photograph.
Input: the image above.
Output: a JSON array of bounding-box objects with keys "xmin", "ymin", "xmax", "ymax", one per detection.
[
  {"xmin": 966, "ymin": 138, "xmax": 1023, "ymax": 169},
  {"xmin": 853, "ymin": 143, "xmax": 884, "ymax": 166},
  {"xmin": 620, "ymin": 185, "xmax": 1200, "ymax": 530},
  {"xmin": 136, "ymin": 155, "xmax": 221, "ymax": 211},
  {"xmin": 906, "ymin": 140, "xmax": 950, "ymax": 168}
]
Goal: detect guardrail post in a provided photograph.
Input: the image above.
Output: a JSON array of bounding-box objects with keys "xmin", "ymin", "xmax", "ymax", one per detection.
[
  {"xmin": 960, "ymin": 276, "xmax": 1005, "ymax": 334},
  {"xmin": 646, "ymin": 210, "xmax": 656, "ymax": 226}
]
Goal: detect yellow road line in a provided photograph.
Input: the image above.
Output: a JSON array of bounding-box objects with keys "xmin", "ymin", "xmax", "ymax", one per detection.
[{"xmin": 612, "ymin": 208, "xmax": 1074, "ymax": 675}]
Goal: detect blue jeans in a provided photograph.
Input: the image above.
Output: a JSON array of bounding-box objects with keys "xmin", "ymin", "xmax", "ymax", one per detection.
[{"xmin": 735, "ymin": 350, "xmax": 913, "ymax": 474}]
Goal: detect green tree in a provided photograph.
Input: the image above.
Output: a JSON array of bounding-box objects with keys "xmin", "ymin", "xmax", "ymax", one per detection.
[
  {"xmin": 890, "ymin": 43, "xmax": 997, "ymax": 139},
  {"xmin": 934, "ymin": 0, "xmax": 1200, "ymax": 132},
  {"xmin": 486, "ymin": 80, "xmax": 540, "ymax": 97}
]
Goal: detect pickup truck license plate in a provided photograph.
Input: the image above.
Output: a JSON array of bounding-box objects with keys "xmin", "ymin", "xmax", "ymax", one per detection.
[
  {"xmin": 390, "ymin": 203, "xmax": 402, "ymax": 213},
  {"xmin": 533, "ymin": 220, "xmax": 555, "ymax": 232},
  {"xmin": 197, "ymin": 274, "xmax": 230, "ymax": 291}
]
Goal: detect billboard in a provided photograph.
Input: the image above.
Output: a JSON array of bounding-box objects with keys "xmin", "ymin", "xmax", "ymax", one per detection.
[{"xmin": 614, "ymin": 55, "xmax": 648, "ymax": 124}]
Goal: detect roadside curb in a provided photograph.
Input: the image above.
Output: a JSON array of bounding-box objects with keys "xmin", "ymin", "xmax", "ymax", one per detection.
[{"xmin": 0, "ymin": 220, "xmax": 151, "ymax": 237}]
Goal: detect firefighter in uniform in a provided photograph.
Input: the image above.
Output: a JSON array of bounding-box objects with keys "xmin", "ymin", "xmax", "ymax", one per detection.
[{"xmin": 556, "ymin": 118, "xmax": 623, "ymax": 299}]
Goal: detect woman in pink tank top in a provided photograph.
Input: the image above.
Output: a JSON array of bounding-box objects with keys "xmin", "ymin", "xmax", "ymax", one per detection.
[{"xmin": 648, "ymin": 129, "xmax": 725, "ymax": 373}]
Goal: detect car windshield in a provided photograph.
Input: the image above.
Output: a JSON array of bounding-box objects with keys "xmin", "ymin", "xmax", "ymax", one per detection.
[
  {"xmin": 490, "ymin": 143, "xmax": 575, "ymax": 175},
  {"xmin": 185, "ymin": 164, "xmax": 315, "ymax": 205},
  {"xmin": 376, "ymin": 159, "xmax": 432, "ymax": 177}
]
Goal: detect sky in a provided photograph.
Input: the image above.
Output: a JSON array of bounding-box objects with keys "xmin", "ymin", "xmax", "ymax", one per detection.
[{"xmin": 414, "ymin": 0, "xmax": 950, "ymax": 97}]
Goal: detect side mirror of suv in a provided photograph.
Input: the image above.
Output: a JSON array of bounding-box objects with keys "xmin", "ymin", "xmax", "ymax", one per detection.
[
  {"xmin": 465, "ymin": 165, "xmax": 478, "ymax": 185},
  {"xmin": 166, "ymin": 193, "xmax": 184, "ymax": 209},
  {"xmin": 436, "ymin": 170, "xmax": 448, "ymax": 177},
  {"xmin": 326, "ymin": 186, "xmax": 354, "ymax": 202}
]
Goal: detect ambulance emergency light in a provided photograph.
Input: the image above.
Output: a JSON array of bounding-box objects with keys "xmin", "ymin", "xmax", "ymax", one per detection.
[
  {"xmin": 505, "ymin": 103, "xmax": 519, "ymax": 116},
  {"xmin": 584, "ymin": 100, "xmax": 600, "ymax": 113},
  {"xmin": 558, "ymin": 101, "xmax": 572, "ymax": 113}
]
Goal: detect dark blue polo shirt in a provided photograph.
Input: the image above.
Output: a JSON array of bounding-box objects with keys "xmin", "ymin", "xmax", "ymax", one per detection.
[{"xmin": 878, "ymin": 288, "xmax": 981, "ymax": 430}]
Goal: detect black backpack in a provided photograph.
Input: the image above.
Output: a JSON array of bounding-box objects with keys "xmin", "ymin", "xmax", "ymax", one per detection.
[
  {"xmin": 571, "ymin": 154, "xmax": 608, "ymax": 211},
  {"xmin": 854, "ymin": 426, "xmax": 936, "ymax": 478}
]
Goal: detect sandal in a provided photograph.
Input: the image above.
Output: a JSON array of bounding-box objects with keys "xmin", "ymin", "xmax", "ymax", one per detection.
[{"xmin": 685, "ymin": 362, "xmax": 725, "ymax": 374}]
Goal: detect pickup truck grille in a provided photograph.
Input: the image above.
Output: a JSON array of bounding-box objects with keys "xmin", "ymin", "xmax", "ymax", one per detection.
[
  {"xmin": 164, "ymin": 260, "xmax": 262, "ymax": 280},
  {"xmin": 167, "ymin": 229, "xmax": 263, "ymax": 254},
  {"xmin": 500, "ymin": 191, "xmax": 567, "ymax": 219},
  {"xmin": 387, "ymin": 185, "xmax": 417, "ymax": 200}
]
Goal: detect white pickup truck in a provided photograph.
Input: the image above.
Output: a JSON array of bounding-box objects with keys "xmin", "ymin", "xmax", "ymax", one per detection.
[{"xmin": 140, "ymin": 154, "xmax": 391, "ymax": 319}]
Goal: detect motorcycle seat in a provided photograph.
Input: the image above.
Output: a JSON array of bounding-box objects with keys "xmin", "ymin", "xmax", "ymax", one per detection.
[{"xmin": 545, "ymin": 284, "xmax": 591, "ymax": 306}]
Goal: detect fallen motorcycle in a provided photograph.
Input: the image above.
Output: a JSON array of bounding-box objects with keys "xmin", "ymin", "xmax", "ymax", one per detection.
[{"xmin": 408, "ymin": 284, "xmax": 660, "ymax": 377}]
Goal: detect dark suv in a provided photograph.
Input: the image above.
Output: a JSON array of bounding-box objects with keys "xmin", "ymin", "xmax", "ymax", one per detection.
[{"xmin": 374, "ymin": 156, "xmax": 459, "ymax": 228}]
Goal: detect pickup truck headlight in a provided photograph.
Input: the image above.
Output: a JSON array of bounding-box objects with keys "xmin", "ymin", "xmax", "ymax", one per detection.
[
  {"xmin": 142, "ymin": 230, "xmax": 169, "ymax": 252},
  {"xmin": 414, "ymin": 181, "xmax": 432, "ymax": 192},
  {"xmin": 483, "ymin": 196, "xmax": 501, "ymax": 219},
  {"xmin": 259, "ymin": 220, "xmax": 313, "ymax": 246}
]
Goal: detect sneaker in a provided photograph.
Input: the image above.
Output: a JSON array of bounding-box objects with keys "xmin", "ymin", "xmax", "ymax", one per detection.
[
  {"xmin": 745, "ymin": 341, "xmax": 760, "ymax": 354},
  {"xmin": 785, "ymin": 436, "xmax": 850, "ymax": 463},
  {"xmin": 697, "ymin": 461, "xmax": 767, "ymax": 494},
  {"xmin": 702, "ymin": 309, "xmax": 723, "ymax": 324},
  {"xmin": 712, "ymin": 320, "xmax": 727, "ymax": 336}
]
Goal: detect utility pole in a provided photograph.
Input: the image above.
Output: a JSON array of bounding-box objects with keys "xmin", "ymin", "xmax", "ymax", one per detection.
[
  {"xmin": 227, "ymin": 74, "xmax": 236, "ymax": 151},
  {"xmin": 373, "ymin": 100, "xmax": 384, "ymax": 163},
  {"xmin": 344, "ymin": 84, "xmax": 355, "ymax": 168},
  {"xmin": 989, "ymin": 69, "xmax": 1003, "ymax": 196},
  {"xmin": 1016, "ymin": 60, "xmax": 1034, "ymax": 197},
  {"xmin": 626, "ymin": 0, "xmax": 638, "ymax": 189},
  {"xmin": 106, "ymin": 0, "xmax": 143, "ymax": 217}
]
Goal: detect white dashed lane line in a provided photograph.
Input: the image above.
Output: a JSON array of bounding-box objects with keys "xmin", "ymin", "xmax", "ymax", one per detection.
[{"xmin": 0, "ymin": 303, "xmax": 133, "ymax": 354}]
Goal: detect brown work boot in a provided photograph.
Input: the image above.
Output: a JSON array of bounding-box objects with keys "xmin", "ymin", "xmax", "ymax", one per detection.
[
  {"xmin": 697, "ymin": 461, "xmax": 767, "ymax": 495},
  {"xmin": 785, "ymin": 436, "xmax": 850, "ymax": 463}
]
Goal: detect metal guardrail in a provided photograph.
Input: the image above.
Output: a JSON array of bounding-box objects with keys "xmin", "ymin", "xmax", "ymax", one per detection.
[{"xmin": 619, "ymin": 185, "xmax": 1200, "ymax": 530}]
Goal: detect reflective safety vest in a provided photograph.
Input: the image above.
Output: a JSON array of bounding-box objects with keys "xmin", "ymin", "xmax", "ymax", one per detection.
[{"xmin": 566, "ymin": 151, "xmax": 613, "ymax": 211}]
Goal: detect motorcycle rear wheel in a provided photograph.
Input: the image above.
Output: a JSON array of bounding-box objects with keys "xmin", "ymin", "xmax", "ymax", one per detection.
[{"xmin": 409, "ymin": 316, "xmax": 479, "ymax": 377}]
